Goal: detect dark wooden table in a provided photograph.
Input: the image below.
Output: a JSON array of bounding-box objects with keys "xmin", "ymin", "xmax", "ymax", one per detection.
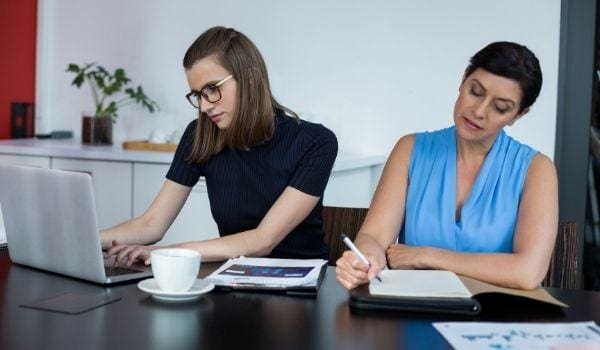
[{"xmin": 1, "ymin": 251, "xmax": 599, "ymax": 350}]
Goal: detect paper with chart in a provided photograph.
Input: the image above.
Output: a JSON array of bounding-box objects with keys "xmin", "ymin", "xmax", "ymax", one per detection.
[
  {"xmin": 206, "ymin": 257, "xmax": 327, "ymax": 288},
  {"xmin": 433, "ymin": 321, "xmax": 600, "ymax": 349}
]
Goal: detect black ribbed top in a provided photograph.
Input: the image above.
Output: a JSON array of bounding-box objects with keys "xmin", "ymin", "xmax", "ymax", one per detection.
[{"xmin": 166, "ymin": 111, "xmax": 338, "ymax": 259}]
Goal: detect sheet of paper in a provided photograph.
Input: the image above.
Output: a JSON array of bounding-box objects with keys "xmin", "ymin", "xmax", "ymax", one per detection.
[
  {"xmin": 369, "ymin": 270, "xmax": 472, "ymax": 298},
  {"xmin": 206, "ymin": 257, "xmax": 327, "ymax": 288},
  {"xmin": 433, "ymin": 321, "xmax": 600, "ymax": 350}
]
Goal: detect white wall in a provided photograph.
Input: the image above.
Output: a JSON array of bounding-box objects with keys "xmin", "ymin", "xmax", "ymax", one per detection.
[{"xmin": 37, "ymin": 0, "xmax": 561, "ymax": 158}]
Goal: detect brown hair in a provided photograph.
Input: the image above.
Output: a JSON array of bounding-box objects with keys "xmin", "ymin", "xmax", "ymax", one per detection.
[{"xmin": 183, "ymin": 26, "xmax": 298, "ymax": 163}]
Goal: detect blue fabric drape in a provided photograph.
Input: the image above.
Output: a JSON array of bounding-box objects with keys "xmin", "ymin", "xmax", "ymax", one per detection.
[{"xmin": 403, "ymin": 126, "xmax": 537, "ymax": 253}]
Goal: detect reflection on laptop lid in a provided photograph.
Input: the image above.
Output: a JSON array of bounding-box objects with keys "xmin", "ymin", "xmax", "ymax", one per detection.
[
  {"xmin": 0, "ymin": 164, "xmax": 151, "ymax": 284},
  {"xmin": 0, "ymin": 202, "xmax": 7, "ymax": 250}
]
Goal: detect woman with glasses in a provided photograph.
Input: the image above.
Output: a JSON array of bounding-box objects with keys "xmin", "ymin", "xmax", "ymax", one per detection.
[
  {"xmin": 336, "ymin": 42, "xmax": 558, "ymax": 290},
  {"xmin": 102, "ymin": 26, "xmax": 337, "ymax": 265}
]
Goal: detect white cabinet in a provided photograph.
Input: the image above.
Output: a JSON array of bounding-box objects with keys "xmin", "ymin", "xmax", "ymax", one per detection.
[
  {"xmin": 325, "ymin": 168, "xmax": 375, "ymax": 208},
  {"xmin": 0, "ymin": 154, "xmax": 50, "ymax": 168},
  {"xmin": 0, "ymin": 140, "xmax": 384, "ymax": 246},
  {"xmin": 51, "ymin": 158, "xmax": 132, "ymax": 229},
  {"xmin": 133, "ymin": 163, "xmax": 218, "ymax": 245}
]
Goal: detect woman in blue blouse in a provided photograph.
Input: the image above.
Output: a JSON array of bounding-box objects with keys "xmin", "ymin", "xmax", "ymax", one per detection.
[{"xmin": 336, "ymin": 42, "xmax": 558, "ymax": 290}]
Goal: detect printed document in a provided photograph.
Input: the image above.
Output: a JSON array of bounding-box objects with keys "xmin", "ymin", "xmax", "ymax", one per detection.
[
  {"xmin": 206, "ymin": 257, "xmax": 327, "ymax": 288},
  {"xmin": 433, "ymin": 321, "xmax": 600, "ymax": 349}
]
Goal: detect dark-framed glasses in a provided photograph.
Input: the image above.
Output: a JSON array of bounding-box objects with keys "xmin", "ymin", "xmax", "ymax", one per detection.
[{"xmin": 185, "ymin": 75, "xmax": 233, "ymax": 108}]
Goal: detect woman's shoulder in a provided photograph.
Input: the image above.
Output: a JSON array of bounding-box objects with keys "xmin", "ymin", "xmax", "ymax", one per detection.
[
  {"xmin": 389, "ymin": 134, "xmax": 416, "ymax": 162},
  {"xmin": 282, "ymin": 115, "xmax": 337, "ymax": 147},
  {"xmin": 395, "ymin": 133, "xmax": 416, "ymax": 149},
  {"xmin": 500, "ymin": 133, "xmax": 541, "ymax": 172},
  {"xmin": 413, "ymin": 126, "xmax": 455, "ymax": 144},
  {"xmin": 527, "ymin": 152, "xmax": 557, "ymax": 178},
  {"xmin": 503, "ymin": 132, "xmax": 537, "ymax": 153},
  {"xmin": 181, "ymin": 119, "xmax": 198, "ymax": 140},
  {"xmin": 296, "ymin": 117, "xmax": 336, "ymax": 138},
  {"xmin": 184, "ymin": 118, "xmax": 198, "ymax": 130},
  {"xmin": 392, "ymin": 126, "xmax": 453, "ymax": 158}
]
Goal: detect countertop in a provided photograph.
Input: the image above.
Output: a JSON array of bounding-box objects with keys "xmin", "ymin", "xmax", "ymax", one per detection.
[{"xmin": 0, "ymin": 138, "xmax": 385, "ymax": 172}]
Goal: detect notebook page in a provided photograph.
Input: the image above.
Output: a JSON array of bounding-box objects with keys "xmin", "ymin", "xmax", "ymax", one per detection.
[{"xmin": 369, "ymin": 270, "xmax": 472, "ymax": 298}]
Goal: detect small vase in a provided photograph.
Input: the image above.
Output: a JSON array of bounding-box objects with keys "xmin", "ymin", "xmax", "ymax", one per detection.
[{"xmin": 82, "ymin": 115, "xmax": 112, "ymax": 145}]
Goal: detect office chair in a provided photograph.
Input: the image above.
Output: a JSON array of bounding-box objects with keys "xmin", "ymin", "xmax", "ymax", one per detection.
[
  {"xmin": 322, "ymin": 206, "xmax": 579, "ymax": 289},
  {"xmin": 322, "ymin": 206, "xmax": 368, "ymax": 266},
  {"xmin": 542, "ymin": 221, "xmax": 579, "ymax": 289}
]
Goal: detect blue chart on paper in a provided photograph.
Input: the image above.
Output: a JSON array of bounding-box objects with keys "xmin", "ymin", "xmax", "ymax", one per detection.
[
  {"xmin": 219, "ymin": 264, "xmax": 313, "ymax": 278},
  {"xmin": 433, "ymin": 321, "xmax": 600, "ymax": 350}
]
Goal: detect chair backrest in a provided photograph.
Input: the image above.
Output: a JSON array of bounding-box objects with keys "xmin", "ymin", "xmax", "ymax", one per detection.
[
  {"xmin": 322, "ymin": 206, "xmax": 369, "ymax": 265},
  {"xmin": 323, "ymin": 207, "xmax": 580, "ymax": 288},
  {"xmin": 543, "ymin": 221, "xmax": 579, "ymax": 289}
]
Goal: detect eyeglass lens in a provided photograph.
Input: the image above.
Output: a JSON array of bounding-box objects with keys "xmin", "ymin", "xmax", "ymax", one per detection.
[{"xmin": 188, "ymin": 85, "xmax": 221, "ymax": 108}]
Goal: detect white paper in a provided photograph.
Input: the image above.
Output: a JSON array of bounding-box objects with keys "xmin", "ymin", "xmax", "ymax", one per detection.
[
  {"xmin": 206, "ymin": 257, "xmax": 327, "ymax": 288},
  {"xmin": 369, "ymin": 270, "xmax": 472, "ymax": 298},
  {"xmin": 433, "ymin": 321, "xmax": 600, "ymax": 350}
]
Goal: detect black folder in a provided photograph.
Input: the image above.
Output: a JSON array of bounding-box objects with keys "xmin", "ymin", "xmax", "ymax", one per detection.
[{"xmin": 349, "ymin": 283, "xmax": 481, "ymax": 316}]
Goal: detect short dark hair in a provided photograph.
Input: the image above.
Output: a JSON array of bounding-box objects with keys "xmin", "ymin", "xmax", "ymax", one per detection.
[{"xmin": 464, "ymin": 42, "xmax": 542, "ymax": 114}]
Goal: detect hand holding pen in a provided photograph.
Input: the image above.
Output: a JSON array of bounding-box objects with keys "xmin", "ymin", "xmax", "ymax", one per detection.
[{"xmin": 341, "ymin": 233, "xmax": 383, "ymax": 282}]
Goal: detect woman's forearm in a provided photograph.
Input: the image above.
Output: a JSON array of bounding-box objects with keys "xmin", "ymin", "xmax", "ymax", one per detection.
[
  {"xmin": 354, "ymin": 232, "xmax": 388, "ymax": 267},
  {"xmin": 169, "ymin": 227, "xmax": 280, "ymax": 262},
  {"xmin": 424, "ymin": 247, "xmax": 547, "ymax": 290},
  {"xmin": 100, "ymin": 216, "xmax": 165, "ymax": 250}
]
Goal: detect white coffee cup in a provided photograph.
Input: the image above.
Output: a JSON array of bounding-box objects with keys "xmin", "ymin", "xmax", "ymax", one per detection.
[{"xmin": 151, "ymin": 248, "xmax": 201, "ymax": 292}]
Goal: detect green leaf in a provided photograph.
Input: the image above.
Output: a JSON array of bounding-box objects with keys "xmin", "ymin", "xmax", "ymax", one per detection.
[
  {"xmin": 93, "ymin": 74, "xmax": 106, "ymax": 90},
  {"xmin": 66, "ymin": 61, "xmax": 159, "ymax": 118},
  {"xmin": 114, "ymin": 68, "xmax": 127, "ymax": 81},
  {"xmin": 96, "ymin": 66, "xmax": 108, "ymax": 76},
  {"xmin": 66, "ymin": 63, "xmax": 80, "ymax": 73},
  {"xmin": 72, "ymin": 73, "xmax": 85, "ymax": 87},
  {"xmin": 105, "ymin": 101, "xmax": 117, "ymax": 117}
]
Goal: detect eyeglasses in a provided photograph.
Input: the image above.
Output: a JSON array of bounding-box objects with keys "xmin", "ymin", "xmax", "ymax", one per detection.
[{"xmin": 185, "ymin": 75, "xmax": 233, "ymax": 108}]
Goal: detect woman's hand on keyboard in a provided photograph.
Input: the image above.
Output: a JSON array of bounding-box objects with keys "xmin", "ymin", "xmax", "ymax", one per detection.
[{"xmin": 104, "ymin": 240, "xmax": 156, "ymax": 267}]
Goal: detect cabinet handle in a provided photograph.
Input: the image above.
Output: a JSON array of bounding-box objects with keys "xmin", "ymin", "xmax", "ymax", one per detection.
[{"xmin": 56, "ymin": 169, "xmax": 93, "ymax": 178}]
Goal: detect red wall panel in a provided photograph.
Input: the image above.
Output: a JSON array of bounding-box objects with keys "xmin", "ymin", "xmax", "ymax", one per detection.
[{"xmin": 0, "ymin": 0, "xmax": 37, "ymax": 139}]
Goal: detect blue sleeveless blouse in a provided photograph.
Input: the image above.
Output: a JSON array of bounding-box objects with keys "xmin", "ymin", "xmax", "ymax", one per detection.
[{"xmin": 403, "ymin": 126, "xmax": 537, "ymax": 253}]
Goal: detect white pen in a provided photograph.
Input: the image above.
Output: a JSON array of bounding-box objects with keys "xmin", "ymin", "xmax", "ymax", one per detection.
[{"xmin": 341, "ymin": 233, "xmax": 382, "ymax": 282}]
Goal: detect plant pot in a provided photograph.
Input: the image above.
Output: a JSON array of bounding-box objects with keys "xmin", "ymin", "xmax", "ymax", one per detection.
[{"xmin": 82, "ymin": 115, "xmax": 112, "ymax": 145}]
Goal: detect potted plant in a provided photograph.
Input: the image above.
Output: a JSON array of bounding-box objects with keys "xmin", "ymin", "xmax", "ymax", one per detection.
[{"xmin": 66, "ymin": 62, "xmax": 159, "ymax": 145}]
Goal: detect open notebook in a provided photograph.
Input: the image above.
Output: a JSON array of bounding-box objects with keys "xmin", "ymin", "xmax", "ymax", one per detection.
[{"xmin": 350, "ymin": 270, "xmax": 567, "ymax": 316}]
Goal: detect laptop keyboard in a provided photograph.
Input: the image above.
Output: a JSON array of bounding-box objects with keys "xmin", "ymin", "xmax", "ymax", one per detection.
[{"xmin": 104, "ymin": 265, "xmax": 144, "ymax": 276}]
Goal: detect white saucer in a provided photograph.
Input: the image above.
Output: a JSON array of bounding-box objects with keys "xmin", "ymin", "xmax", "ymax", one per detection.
[{"xmin": 138, "ymin": 278, "xmax": 215, "ymax": 302}]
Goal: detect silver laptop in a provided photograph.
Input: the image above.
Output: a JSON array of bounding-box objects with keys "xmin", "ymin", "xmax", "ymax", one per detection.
[{"xmin": 0, "ymin": 164, "xmax": 152, "ymax": 284}]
